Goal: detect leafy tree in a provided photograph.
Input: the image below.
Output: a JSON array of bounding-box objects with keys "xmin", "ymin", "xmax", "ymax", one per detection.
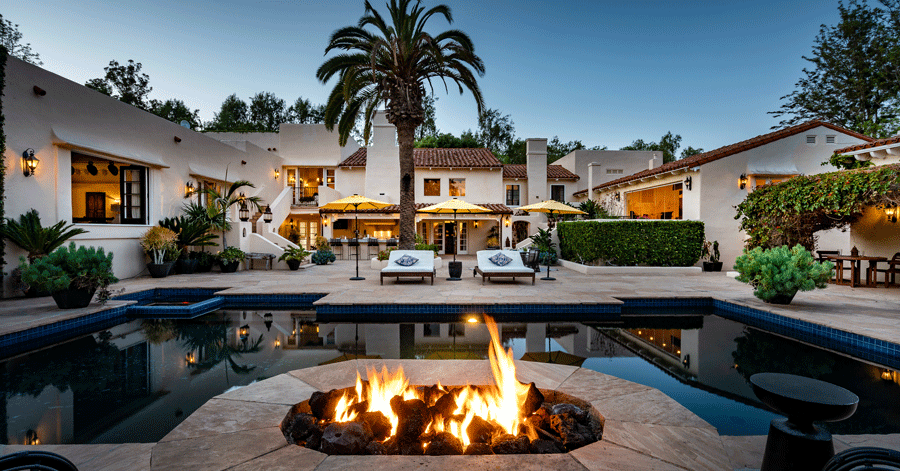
[
  {"xmin": 680, "ymin": 146, "xmax": 704, "ymax": 159},
  {"xmin": 416, "ymin": 95, "xmax": 439, "ymax": 140},
  {"xmin": 318, "ymin": 0, "xmax": 485, "ymax": 250},
  {"xmin": 288, "ymin": 96, "xmax": 326, "ymax": 124},
  {"xmin": 476, "ymin": 108, "xmax": 514, "ymax": 158},
  {"xmin": 415, "ymin": 132, "xmax": 479, "ymax": 148},
  {"xmin": 200, "ymin": 181, "xmax": 262, "ymax": 249},
  {"xmin": 547, "ymin": 136, "xmax": 606, "ymax": 163},
  {"xmin": 505, "ymin": 138, "xmax": 527, "ymax": 164},
  {"xmin": 206, "ymin": 94, "xmax": 252, "ymax": 132},
  {"xmin": 621, "ymin": 131, "xmax": 683, "ymax": 163},
  {"xmin": 825, "ymin": 153, "xmax": 874, "ymax": 170},
  {"xmin": 770, "ymin": 0, "xmax": 900, "ymax": 138},
  {"xmin": 0, "ymin": 14, "xmax": 42, "ymax": 65},
  {"xmin": 150, "ymin": 99, "xmax": 201, "ymax": 129},
  {"xmin": 248, "ymin": 92, "xmax": 287, "ymax": 132},
  {"xmin": 85, "ymin": 60, "xmax": 153, "ymax": 110}
]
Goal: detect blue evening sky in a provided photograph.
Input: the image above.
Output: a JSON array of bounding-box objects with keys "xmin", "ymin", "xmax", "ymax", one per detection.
[{"xmin": 5, "ymin": 1, "xmax": 841, "ymax": 152}]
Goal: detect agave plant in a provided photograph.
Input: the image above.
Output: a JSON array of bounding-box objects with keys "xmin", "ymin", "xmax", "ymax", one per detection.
[
  {"xmin": 159, "ymin": 215, "xmax": 217, "ymax": 254},
  {"xmin": 0, "ymin": 209, "xmax": 88, "ymax": 262}
]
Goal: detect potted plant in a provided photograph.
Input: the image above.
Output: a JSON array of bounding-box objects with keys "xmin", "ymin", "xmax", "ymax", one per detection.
[
  {"xmin": 279, "ymin": 246, "xmax": 311, "ymax": 270},
  {"xmin": 701, "ymin": 240, "xmax": 723, "ymax": 272},
  {"xmin": 485, "ymin": 226, "xmax": 500, "ymax": 250},
  {"xmin": 372, "ymin": 247, "xmax": 396, "ymax": 269},
  {"xmin": 159, "ymin": 215, "xmax": 217, "ymax": 274},
  {"xmin": 734, "ymin": 245, "xmax": 834, "ymax": 305},
  {"xmin": 19, "ymin": 243, "xmax": 117, "ymax": 309},
  {"xmin": 0, "ymin": 209, "xmax": 88, "ymax": 297},
  {"xmin": 192, "ymin": 250, "xmax": 216, "ymax": 273},
  {"xmin": 218, "ymin": 246, "xmax": 245, "ymax": 273},
  {"xmin": 140, "ymin": 226, "xmax": 179, "ymax": 278},
  {"xmin": 312, "ymin": 250, "xmax": 336, "ymax": 265}
]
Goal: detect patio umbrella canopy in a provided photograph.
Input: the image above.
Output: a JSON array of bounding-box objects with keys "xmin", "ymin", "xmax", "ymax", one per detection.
[
  {"xmin": 518, "ymin": 200, "xmax": 585, "ymax": 281},
  {"xmin": 319, "ymin": 194, "xmax": 391, "ymax": 280},
  {"xmin": 420, "ymin": 198, "xmax": 490, "ymax": 272}
]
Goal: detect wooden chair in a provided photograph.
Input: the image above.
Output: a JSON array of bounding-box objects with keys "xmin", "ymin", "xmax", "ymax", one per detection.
[
  {"xmin": 817, "ymin": 250, "xmax": 842, "ymax": 283},
  {"xmin": 869, "ymin": 252, "xmax": 900, "ymax": 287}
]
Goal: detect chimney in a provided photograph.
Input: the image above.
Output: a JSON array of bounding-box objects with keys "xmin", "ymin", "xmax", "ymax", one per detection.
[
  {"xmin": 364, "ymin": 111, "xmax": 400, "ymax": 202},
  {"xmin": 649, "ymin": 152, "xmax": 662, "ymax": 170},
  {"xmin": 526, "ymin": 138, "xmax": 548, "ymax": 203},
  {"xmin": 587, "ymin": 162, "xmax": 601, "ymax": 199}
]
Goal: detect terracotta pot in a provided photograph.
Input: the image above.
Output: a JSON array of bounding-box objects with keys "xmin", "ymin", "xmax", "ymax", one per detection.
[{"xmin": 51, "ymin": 287, "xmax": 97, "ymax": 309}]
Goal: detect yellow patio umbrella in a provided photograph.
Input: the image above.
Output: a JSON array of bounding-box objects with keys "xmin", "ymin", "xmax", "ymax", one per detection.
[
  {"xmin": 320, "ymin": 194, "xmax": 391, "ymax": 281},
  {"xmin": 420, "ymin": 198, "xmax": 490, "ymax": 280},
  {"xmin": 518, "ymin": 200, "xmax": 585, "ymax": 281}
]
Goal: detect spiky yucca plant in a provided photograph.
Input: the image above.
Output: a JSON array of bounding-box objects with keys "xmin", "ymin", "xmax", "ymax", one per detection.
[{"xmin": 0, "ymin": 209, "xmax": 87, "ymax": 262}]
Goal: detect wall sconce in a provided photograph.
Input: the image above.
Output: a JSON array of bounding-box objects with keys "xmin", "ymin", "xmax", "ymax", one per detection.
[
  {"xmin": 883, "ymin": 369, "xmax": 895, "ymax": 381},
  {"xmin": 885, "ymin": 206, "xmax": 898, "ymax": 224},
  {"xmin": 238, "ymin": 192, "xmax": 246, "ymax": 203},
  {"xmin": 684, "ymin": 176, "xmax": 692, "ymax": 191},
  {"xmin": 184, "ymin": 182, "xmax": 195, "ymax": 198},
  {"xmin": 21, "ymin": 149, "xmax": 39, "ymax": 177},
  {"xmin": 473, "ymin": 221, "xmax": 479, "ymax": 228},
  {"xmin": 185, "ymin": 352, "xmax": 196, "ymax": 365},
  {"xmin": 682, "ymin": 354, "xmax": 690, "ymax": 368},
  {"xmin": 614, "ymin": 192, "xmax": 621, "ymax": 201},
  {"xmin": 25, "ymin": 429, "xmax": 40, "ymax": 445},
  {"xmin": 274, "ymin": 339, "xmax": 281, "ymax": 348},
  {"xmin": 274, "ymin": 169, "xmax": 280, "ymax": 180},
  {"xmin": 33, "ymin": 85, "xmax": 47, "ymax": 96},
  {"xmin": 239, "ymin": 202, "xmax": 250, "ymax": 221},
  {"xmin": 739, "ymin": 174, "xmax": 747, "ymax": 190},
  {"xmin": 239, "ymin": 324, "xmax": 250, "ymax": 342},
  {"xmin": 504, "ymin": 217, "xmax": 510, "ymax": 227},
  {"xmin": 322, "ymin": 218, "xmax": 329, "ymax": 227},
  {"xmin": 263, "ymin": 205, "xmax": 273, "ymax": 223}
]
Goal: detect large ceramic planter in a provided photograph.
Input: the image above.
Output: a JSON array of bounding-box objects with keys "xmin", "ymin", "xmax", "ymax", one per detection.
[
  {"xmin": 147, "ymin": 262, "xmax": 175, "ymax": 278},
  {"xmin": 286, "ymin": 260, "xmax": 301, "ymax": 271},
  {"xmin": 448, "ymin": 261, "xmax": 463, "ymax": 279},
  {"xmin": 176, "ymin": 258, "xmax": 198, "ymax": 275},
  {"xmin": 703, "ymin": 262, "xmax": 723, "ymax": 272},
  {"xmin": 764, "ymin": 291, "xmax": 797, "ymax": 305},
  {"xmin": 51, "ymin": 287, "xmax": 96, "ymax": 309},
  {"xmin": 371, "ymin": 258, "xmax": 389, "ymax": 270},
  {"xmin": 220, "ymin": 260, "xmax": 240, "ymax": 273}
]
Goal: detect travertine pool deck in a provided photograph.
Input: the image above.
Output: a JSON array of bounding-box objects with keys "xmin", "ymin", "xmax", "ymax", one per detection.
[{"xmin": 1, "ymin": 258, "xmax": 899, "ymax": 470}]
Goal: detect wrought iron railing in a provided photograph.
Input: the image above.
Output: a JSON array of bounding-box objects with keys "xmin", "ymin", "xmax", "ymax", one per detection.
[{"xmin": 292, "ymin": 186, "xmax": 319, "ymax": 207}]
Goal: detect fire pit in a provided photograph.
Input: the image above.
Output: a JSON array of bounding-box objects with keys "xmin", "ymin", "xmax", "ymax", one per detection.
[{"xmin": 280, "ymin": 318, "xmax": 604, "ymax": 455}]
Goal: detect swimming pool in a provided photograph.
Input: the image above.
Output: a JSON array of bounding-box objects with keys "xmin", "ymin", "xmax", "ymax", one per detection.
[{"xmin": 1, "ymin": 307, "xmax": 897, "ymax": 444}]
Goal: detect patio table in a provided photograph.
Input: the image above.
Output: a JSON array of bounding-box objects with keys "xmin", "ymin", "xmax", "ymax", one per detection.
[{"xmin": 825, "ymin": 254, "xmax": 887, "ymax": 288}]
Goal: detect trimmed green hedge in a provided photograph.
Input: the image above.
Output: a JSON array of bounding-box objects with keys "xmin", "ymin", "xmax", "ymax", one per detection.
[{"xmin": 557, "ymin": 220, "xmax": 705, "ymax": 267}]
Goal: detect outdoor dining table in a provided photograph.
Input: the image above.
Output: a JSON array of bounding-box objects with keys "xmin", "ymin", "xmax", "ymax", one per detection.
[{"xmin": 824, "ymin": 254, "xmax": 888, "ymax": 288}]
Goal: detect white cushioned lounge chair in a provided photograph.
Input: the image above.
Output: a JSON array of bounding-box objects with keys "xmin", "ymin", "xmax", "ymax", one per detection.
[
  {"xmin": 474, "ymin": 249, "xmax": 535, "ymax": 285},
  {"xmin": 381, "ymin": 250, "xmax": 436, "ymax": 285}
]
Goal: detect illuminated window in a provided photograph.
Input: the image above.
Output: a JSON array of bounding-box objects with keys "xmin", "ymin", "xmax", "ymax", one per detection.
[
  {"xmin": 506, "ymin": 185, "xmax": 520, "ymax": 206},
  {"xmin": 449, "ymin": 178, "xmax": 465, "ymax": 197},
  {"xmin": 424, "ymin": 178, "xmax": 440, "ymax": 196},
  {"xmin": 70, "ymin": 152, "xmax": 147, "ymax": 225}
]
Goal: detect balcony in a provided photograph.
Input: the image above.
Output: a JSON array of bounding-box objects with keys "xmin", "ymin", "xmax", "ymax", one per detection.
[{"xmin": 291, "ymin": 186, "xmax": 319, "ymax": 207}]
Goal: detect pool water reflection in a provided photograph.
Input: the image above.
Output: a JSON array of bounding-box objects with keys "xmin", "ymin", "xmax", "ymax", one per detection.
[{"xmin": 1, "ymin": 309, "xmax": 897, "ymax": 445}]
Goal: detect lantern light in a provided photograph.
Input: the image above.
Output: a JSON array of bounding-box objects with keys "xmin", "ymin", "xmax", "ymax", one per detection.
[
  {"xmin": 239, "ymin": 202, "xmax": 250, "ymax": 221},
  {"xmin": 739, "ymin": 174, "xmax": 748, "ymax": 190},
  {"xmin": 22, "ymin": 149, "xmax": 39, "ymax": 177},
  {"xmin": 263, "ymin": 205, "xmax": 273, "ymax": 223}
]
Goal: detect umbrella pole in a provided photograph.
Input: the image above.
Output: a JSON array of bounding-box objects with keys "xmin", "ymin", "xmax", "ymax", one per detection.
[
  {"xmin": 351, "ymin": 204, "xmax": 364, "ymax": 280},
  {"xmin": 542, "ymin": 210, "xmax": 556, "ymax": 281},
  {"xmin": 447, "ymin": 209, "xmax": 462, "ymax": 281}
]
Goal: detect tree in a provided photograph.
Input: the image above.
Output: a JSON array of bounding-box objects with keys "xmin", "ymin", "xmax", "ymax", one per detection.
[
  {"xmin": 318, "ymin": 0, "xmax": 485, "ymax": 250},
  {"xmin": 770, "ymin": 0, "xmax": 900, "ymax": 138},
  {"xmin": 621, "ymin": 131, "xmax": 683, "ymax": 163},
  {"xmin": 547, "ymin": 136, "xmax": 606, "ymax": 163},
  {"xmin": 248, "ymin": 92, "xmax": 287, "ymax": 132},
  {"xmin": 200, "ymin": 181, "xmax": 262, "ymax": 249},
  {"xmin": 416, "ymin": 95, "xmax": 439, "ymax": 140},
  {"xmin": 288, "ymin": 96, "xmax": 326, "ymax": 124},
  {"xmin": 206, "ymin": 94, "xmax": 251, "ymax": 132},
  {"xmin": 85, "ymin": 60, "xmax": 153, "ymax": 110},
  {"xmin": 150, "ymin": 99, "xmax": 201, "ymax": 129},
  {"xmin": 680, "ymin": 146, "xmax": 704, "ymax": 159},
  {"xmin": 0, "ymin": 14, "xmax": 42, "ymax": 65},
  {"xmin": 476, "ymin": 108, "xmax": 514, "ymax": 159},
  {"xmin": 415, "ymin": 132, "xmax": 479, "ymax": 148}
]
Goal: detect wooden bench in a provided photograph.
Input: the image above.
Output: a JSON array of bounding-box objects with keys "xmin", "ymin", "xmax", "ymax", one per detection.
[{"xmin": 244, "ymin": 252, "xmax": 276, "ymax": 270}]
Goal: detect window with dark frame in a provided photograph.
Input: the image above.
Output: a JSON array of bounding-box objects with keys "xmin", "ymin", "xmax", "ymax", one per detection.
[
  {"xmin": 551, "ymin": 184, "xmax": 565, "ymax": 202},
  {"xmin": 120, "ymin": 165, "xmax": 148, "ymax": 225},
  {"xmin": 506, "ymin": 184, "xmax": 520, "ymax": 206},
  {"xmin": 70, "ymin": 152, "xmax": 148, "ymax": 225},
  {"xmin": 424, "ymin": 178, "xmax": 441, "ymax": 196}
]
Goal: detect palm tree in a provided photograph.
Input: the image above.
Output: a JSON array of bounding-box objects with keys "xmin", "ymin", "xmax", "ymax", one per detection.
[
  {"xmin": 317, "ymin": 0, "xmax": 485, "ymax": 249},
  {"xmin": 200, "ymin": 181, "xmax": 262, "ymax": 249}
]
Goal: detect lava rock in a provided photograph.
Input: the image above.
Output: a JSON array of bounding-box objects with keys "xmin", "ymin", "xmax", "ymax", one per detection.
[
  {"xmin": 466, "ymin": 415, "xmax": 496, "ymax": 444},
  {"xmin": 366, "ymin": 441, "xmax": 386, "ymax": 455},
  {"xmin": 521, "ymin": 383, "xmax": 544, "ymax": 417},
  {"xmin": 358, "ymin": 411, "xmax": 392, "ymax": 441},
  {"xmin": 382, "ymin": 437, "xmax": 400, "ymax": 455},
  {"xmin": 491, "ymin": 434, "xmax": 530, "ymax": 454},
  {"xmin": 431, "ymin": 390, "xmax": 458, "ymax": 418},
  {"xmin": 320, "ymin": 421, "xmax": 374, "ymax": 455},
  {"xmin": 530, "ymin": 438, "xmax": 566, "ymax": 454},
  {"xmin": 549, "ymin": 413, "xmax": 594, "ymax": 450},
  {"xmin": 309, "ymin": 390, "xmax": 344, "ymax": 421},
  {"xmin": 425, "ymin": 431, "xmax": 465, "ymax": 455},
  {"xmin": 551, "ymin": 404, "xmax": 589, "ymax": 423},
  {"xmin": 398, "ymin": 438, "xmax": 425, "ymax": 455},
  {"xmin": 464, "ymin": 443, "xmax": 495, "ymax": 455},
  {"xmin": 390, "ymin": 397, "xmax": 431, "ymax": 440},
  {"xmin": 348, "ymin": 400, "xmax": 369, "ymax": 416},
  {"xmin": 280, "ymin": 411, "xmax": 323, "ymax": 447}
]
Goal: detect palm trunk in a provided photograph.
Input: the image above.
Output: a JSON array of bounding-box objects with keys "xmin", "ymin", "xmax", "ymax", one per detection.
[{"xmin": 397, "ymin": 120, "xmax": 417, "ymax": 250}]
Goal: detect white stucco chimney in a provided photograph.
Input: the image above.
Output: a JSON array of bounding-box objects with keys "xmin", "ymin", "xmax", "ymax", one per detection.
[
  {"xmin": 587, "ymin": 162, "xmax": 601, "ymax": 200},
  {"xmin": 364, "ymin": 111, "xmax": 400, "ymax": 202},
  {"xmin": 649, "ymin": 153, "xmax": 662, "ymax": 170},
  {"xmin": 526, "ymin": 138, "xmax": 548, "ymax": 203}
]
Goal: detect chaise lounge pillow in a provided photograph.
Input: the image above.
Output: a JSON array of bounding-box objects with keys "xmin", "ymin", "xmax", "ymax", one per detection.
[
  {"xmin": 395, "ymin": 254, "xmax": 419, "ymax": 267},
  {"xmin": 488, "ymin": 252, "xmax": 512, "ymax": 266}
]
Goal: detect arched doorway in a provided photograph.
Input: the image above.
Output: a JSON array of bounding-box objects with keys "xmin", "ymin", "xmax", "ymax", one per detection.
[{"xmin": 512, "ymin": 221, "xmax": 530, "ymax": 246}]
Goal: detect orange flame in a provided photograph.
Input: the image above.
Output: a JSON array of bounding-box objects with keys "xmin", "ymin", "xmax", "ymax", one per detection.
[{"xmin": 331, "ymin": 316, "xmax": 535, "ymax": 447}]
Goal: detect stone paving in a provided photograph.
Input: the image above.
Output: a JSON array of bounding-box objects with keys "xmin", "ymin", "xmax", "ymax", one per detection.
[{"xmin": 1, "ymin": 257, "xmax": 899, "ymax": 469}]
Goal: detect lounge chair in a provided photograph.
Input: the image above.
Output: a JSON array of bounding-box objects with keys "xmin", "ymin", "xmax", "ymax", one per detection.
[
  {"xmin": 474, "ymin": 249, "xmax": 536, "ymax": 285},
  {"xmin": 381, "ymin": 250, "xmax": 436, "ymax": 285}
]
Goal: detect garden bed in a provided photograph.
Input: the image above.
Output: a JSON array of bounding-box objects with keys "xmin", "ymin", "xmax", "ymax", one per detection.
[{"xmin": 558, "ymin": 259, "xmax": 702, "ymax": 275}]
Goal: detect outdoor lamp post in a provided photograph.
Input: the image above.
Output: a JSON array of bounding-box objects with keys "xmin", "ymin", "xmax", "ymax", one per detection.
[
  {"xmin": 264, "ymin": 312, "xmax": 273, "ymax": 331},
  {"xmin": 239, "ymin": 202, "xmax": 250, "ymax": 222},
  {"xmin": 263, "ymin": 205, "xmax": 273, "ymax": 224}
]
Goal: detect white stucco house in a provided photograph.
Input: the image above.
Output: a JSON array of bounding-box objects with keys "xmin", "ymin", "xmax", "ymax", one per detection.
[{"xmin": 570, "ymin": 121, "xmax": 873, "ymax": 268}]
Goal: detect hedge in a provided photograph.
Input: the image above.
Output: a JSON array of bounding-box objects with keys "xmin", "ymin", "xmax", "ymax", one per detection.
[{"xmin": 557, "ymin": 220, "xmax": 705, "ymax": 267}]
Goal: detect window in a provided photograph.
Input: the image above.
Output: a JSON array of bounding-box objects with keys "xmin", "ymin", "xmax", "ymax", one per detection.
[
  {"xmin": 506, "ymin": 184, "xmax": 520, "ymax": 206},
  {"xmin": 424, "ymin": 178, "xmax": 440, "ymax": 196},
  {"xmin": 806, "ymin": 135, "xmax": 817, "ymax": 144},
  {"xmin": 606, "ymin": 168, "xmax": 623, "ymax": 175},
  {"xmin": 71, "ymin": 152, "xmax": 147, "ymax": 225},
  {"xmin": 449, "ymin": 323, "xmax": 465, "ymax": 336},
  {"xmin": 826, "ymin": 135, "xmax": 836, "ymax": 144},
  {"xmin": 551, "ymin": 185, "xmax": 566, "ymax": 202},
  {"xmin": 752, "ymin": 175, "xmax": 797, "ymax": 190},
  {"xmin": 423, "ymin": 324, "xmax": 440, "ymax": 337},
  {"xmin": 326, "ymin": 169, "xmax": 335, "ymax": 189},
  {"xmin": 449, "ymin": 178, "xmax": 465, "ymax": 196}
]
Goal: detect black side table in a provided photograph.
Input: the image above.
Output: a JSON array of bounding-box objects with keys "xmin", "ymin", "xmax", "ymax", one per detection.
[{"xmin": 750, "ymin": 373, "xmax": 859, "ymax": 471}]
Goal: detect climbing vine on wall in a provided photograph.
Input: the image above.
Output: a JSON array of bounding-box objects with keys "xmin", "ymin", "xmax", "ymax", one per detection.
[
  {"xmin": 0, "ymin": 47, "xmax": 7, "ymax": 276},
  {"xmin": 734, "ymin": 163, "xmax": 900, "ymax": 250}
]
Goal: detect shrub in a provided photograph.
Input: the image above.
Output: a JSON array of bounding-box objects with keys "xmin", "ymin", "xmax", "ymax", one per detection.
[
  {"xmin": 557, "ymin": 220, "xmax": 704, "ymax": 266},
  {"xmin": 377, "ymin": 248, "xmax": 396, "ymax": 261},
  {"xmin": 278, "ymin": 246, "xmax": 310, "ymax": 263},
  {"xmin": 315, "ymin": 235, "xmax": 331, "ymax": 252},
  {"xmin": 734, "ymin": 245, "xmax": 833, "ymax": 303},
  {"xmin": 415, "ymin": 243, "xmax": 439, "ymax": 257},
  {"xmin": 19, "ymin": 242, "xmax": 117, "ymax": 293},
  {"xmin": 0, "ymin": 209, "xmax": 88, "ymax": 262},
  {"xmin": 312, "ymin": 251, "xmax": 336, "ymax": 265},
  {"xmin": 140, "ymin": 226, "xmax": 178, "ymax": 264},
  {"xmin": 217, "ymin": 246, "xmax": 245, "ymax": 263}
]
